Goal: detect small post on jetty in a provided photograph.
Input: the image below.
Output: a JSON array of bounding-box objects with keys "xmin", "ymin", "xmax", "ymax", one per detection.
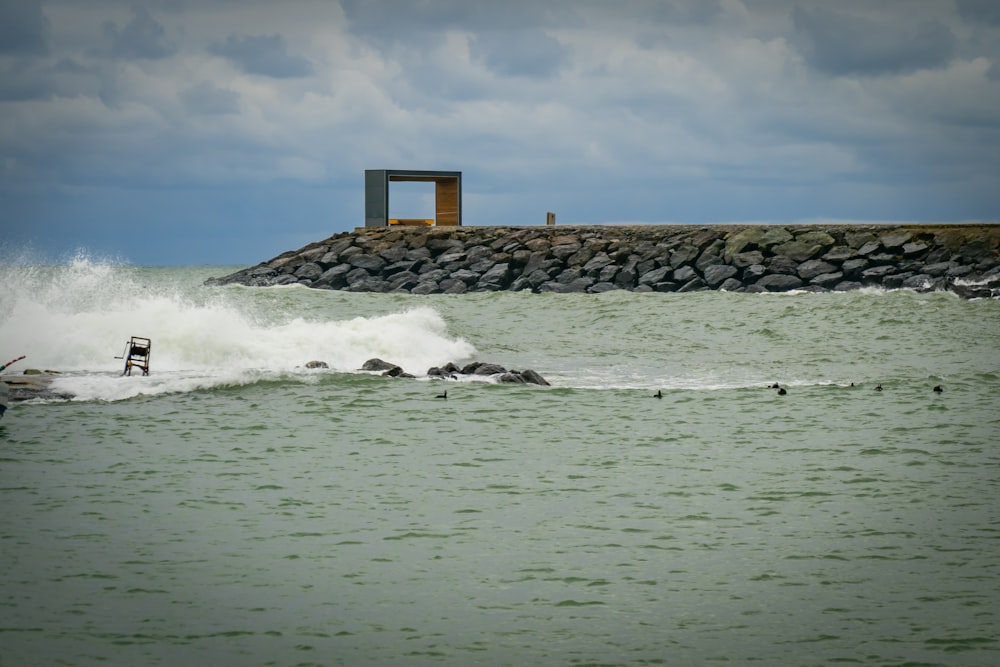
[{"xmin": 546, "ymin": 211, "xmax": 556, "ymax": 226}]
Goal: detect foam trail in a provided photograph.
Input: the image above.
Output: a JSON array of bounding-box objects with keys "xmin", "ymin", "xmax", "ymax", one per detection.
[{"xmin": 0, "ymin": 252, "xmax": 476, "ymax": 401}]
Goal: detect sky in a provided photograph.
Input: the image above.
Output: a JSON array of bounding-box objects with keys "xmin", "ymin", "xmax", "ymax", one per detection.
[{"xmin": 1, "ymin": 0, "xmax": 999, "ymax": 266}]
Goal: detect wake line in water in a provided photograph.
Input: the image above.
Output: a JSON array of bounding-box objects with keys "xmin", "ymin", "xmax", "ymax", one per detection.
[{"xmin": 0, "ymin": 253, "xmax": 476, "ymax": 401}]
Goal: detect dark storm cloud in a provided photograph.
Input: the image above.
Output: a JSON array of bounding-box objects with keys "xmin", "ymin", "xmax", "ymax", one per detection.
[
  {"xmin": 0, "ymin": 0, "xmax": 51, "ymax": 55},
  {"xmin": 956, "ymin": 0, "xmax": 1000, "ymax": 27},
  {"xmin": 470, "ymin": 29, "xmax": 568, "ymax": 78},
  {"xmin": 793, "ymin": 6, "xmax": 957, "ymax": 76},
  {"xmin": 644, "ymin": 0, "xmax": 724, "ymax": 24},
  {"xmin": 101, "ymin": 4, "xmax": 176, "ymax": 60},
  {"xmin": 0, "ymin": 57, "xmax": 99, "ymax": 102},
  {"xmin": 180, "ymin": 81, "xmax": 240, "ymax": 115},
  {"xmin": 208, "ymin": 34, "xmax": 313, "ymax": 78},
  {"xmin": 340, "ymin": 0, "xmax": 564, "ymax": 49},
  {"xmin": 0, "ymin": 62, "xmax": 51, "ymax": 101}
]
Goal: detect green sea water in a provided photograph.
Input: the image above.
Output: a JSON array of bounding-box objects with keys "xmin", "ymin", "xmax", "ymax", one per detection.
[{"xmin": 1, "ymin": 262, "xmax": 998, "ymax": 666}]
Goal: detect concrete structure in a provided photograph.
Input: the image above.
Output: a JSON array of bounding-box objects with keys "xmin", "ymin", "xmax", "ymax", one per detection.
[{"xmin": 364, "ymin": 169, "xmax": 462, "ymax": 228}]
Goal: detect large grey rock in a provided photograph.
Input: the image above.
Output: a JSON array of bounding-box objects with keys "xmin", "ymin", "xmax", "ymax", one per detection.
[
  {"xmin": 294, "ymin": 262, "xmax": 324, "ymax": 280},
  {"xmin": 677, "ymin": 276, "xmax": 708, "ymax": 292},
  {"xmin": 760, "ymin": 227, "xmax": 793, "ymax": 248},
  {"xmin": 861, "ymin": 265, "xmax": 897, "ymax": 281},
  {"xmin": 796, "ymin": 259, "xmax": 837, "ymax": 280},
  {"xmin": 901, "ymin": 242, "xmax": 929, "ymax": 257},
  {"xmin": 440, "ymin": 279, "xmax": 468, "ymax": 294},
  {"xmin": 348, "ymin": 254, "xmax": 387, "ymax": 272},
  {"xmin": 550, "ymin": 243, "xmax": 582, "ymax": 260},
  {"xmin": 638, "ymin": 266, "xmax": 672, "ymax": 286},
  {"xmin": 773, "ymin": 240, "xmax": 823, "ymax": 263},
  {"xmin": 795, "ymin": 230, "xmax": 835, "ymax": 248},
  {"xmin": 703, "ymin": 264, "xmax": 737, "ymax": 287},
  {"xmin": 426, "ymin": 238, "xmax": 465, "ymax": 254},
  {"xmin": 923, "ymin": 261, "xmax": 957, "ymax": 276},
  {"xmin": 583, "ymin": 252, "xmax": 614, "ymax": 273},
  {"xmin": 767, "ymin": 256, "xmax": 800, "ymax": 274},
  {"xmin": 313, "ymin": 265, "xmax": 351, "ymax": 288},
  {"xmin": 743, "ymin": 264, "xmax": 767, "ymax": 280},
  {"xmin": 857, "ymin": 241, "xmax": 881, "ymax": 256},
  {"xmin": 673, "ymin": 265, "xmax": 697, "ymax": 282},
  {"xmin": 902, "ymin": 274, "xmax": 936, "ymax": 291},
  {"xmin": 841, "ymin": 258, "xmax": 869, "ymax": 277},
  {"xmin": 555, "ymin": 267, "xmax": 584, "ymax": 284},
  {"xmin": 388, "ymin": 271, "xmax": 420, "ymax": 290},
  {"xmin": 614, "ymin": 268, "xmax": 637, "ymax": 288},
  {"xmin": 361, "ymin": 358, "xmax": 398, "ymax": 371},
  {"xmin": 670, "ymin": 245, "xmax": 700, "ymax": 267},
  {"xmin": 879, "ymin": 230, "xmax": 912, "ymax": 249},
  {"xmin": 724, "ymin": 229, "xmax": 766, "ymax": 259},
  {"xmin": 732, "ymin": 250, "xmax": 764, "ymax": 268},
  {"xmin": 810, "ymin": 271, "xmax": 844, "ymax": 287},
  {"xmin": 822, "ymin": 246, "xmax": 856, "ymax": 263},
  {"xmin": 756, "ymin": 274, "xmax": 804, "ymax": 291},
  {"xmin": 538, "ymin": 281, "xmax": 582, "ymax": 293}
]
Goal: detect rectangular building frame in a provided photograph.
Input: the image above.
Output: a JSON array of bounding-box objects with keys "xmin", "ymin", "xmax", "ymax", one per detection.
[{"xmin": 365, "ymin": 169, "xmax": 462, "ymax": 228}]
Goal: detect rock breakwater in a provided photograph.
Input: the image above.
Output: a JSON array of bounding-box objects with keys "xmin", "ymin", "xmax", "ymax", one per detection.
[{"xmin": 207, "ymin": 224, "xmax": 1000, "ymax": 298}]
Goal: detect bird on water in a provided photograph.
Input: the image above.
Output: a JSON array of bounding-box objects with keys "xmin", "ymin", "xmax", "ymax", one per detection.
[
  {"xmin": 654, "ymin": 390, "xmax": 662, "ymax": 399},
  {"xmin": 875, "ymin": 384, "xmax": 883, "ymax": 391},
  {"xmin": 435, "ymin": 389, "xmax": 447, "ymax": 399},
  {"xmin": 777, "ymin": 387, "xmax": 787, "ymax": 395},
  {"xmin": 933, "ymin": 385, "xmax": 943, "ymax": 393}
]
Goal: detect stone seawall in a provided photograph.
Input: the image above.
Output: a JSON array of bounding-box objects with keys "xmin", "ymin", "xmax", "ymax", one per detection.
[{"xmin": 207, "ymin": 224, "xmax": 1000, "ymax": 299}]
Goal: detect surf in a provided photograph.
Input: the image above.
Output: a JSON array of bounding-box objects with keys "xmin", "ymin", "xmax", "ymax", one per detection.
[{"xmin": 0, "ymin": 252, "xmax": 476, "ymax": 401}]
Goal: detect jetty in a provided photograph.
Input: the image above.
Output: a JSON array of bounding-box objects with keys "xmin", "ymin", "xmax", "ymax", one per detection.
[{"xmin": 206, "ymin": 223, "xmax": 1000, "ymax": 299}]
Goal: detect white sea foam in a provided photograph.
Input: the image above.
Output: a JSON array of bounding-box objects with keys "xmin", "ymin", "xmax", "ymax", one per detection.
[{"xmin": 0, "ymin": 253, "xmax": 476, "ymax": 401}]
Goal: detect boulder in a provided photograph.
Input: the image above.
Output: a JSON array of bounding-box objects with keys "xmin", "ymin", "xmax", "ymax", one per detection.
[
  {"xmin": 477, "ymin": 263, "xmax": 511, "ymax": 289},
  {"xmin": 361, "ymin": 358, "xmax": 398, "ymax": 371},
  {"xmin": 723, "ymin": 228, "xmax": 765, "ymax": 259},
  {"xmin": 348, "ymin": 254, "xmax": 387, "ymax": 272},
  {"xmin": 861, "ymin": 265, "xmax": 897, "ymax": 281},
  {"xmin": 673, "ymin": 265, "xmax": 697, "ymax": 282},
  {"xmin": 810, "ymin": 271, "xmax": 844, "ymax": 287},
  {"xmin": 731, "ymin": 250, "xmax": 764, "ymax": 268},
  {"xmin": 294, "ymin": 262, "xmax": 324, "ymax": 280},
  {"xmin": 796, "ymin": 259, "xmax": 837, "ymax": 281},
  {"xmin": 879, "ymin": 230, "xmax": 912, "ymax": 250},
  {"xmin": 773, "ymin": 240, "xmax": 823, "ymax": 263},
  {"xmin": 703, "ymin": 264, "xmax": 738, "ymax": 287},
  {"xmin": 638, "ymin": 266, "xmax": 672, "ymax": 286},
  {"xmin": 756, "ymin": 274, "xmax": 804, "ymax": 291}
]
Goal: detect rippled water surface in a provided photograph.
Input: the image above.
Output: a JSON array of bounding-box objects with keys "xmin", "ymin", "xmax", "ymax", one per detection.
[{"xmin": 1, "ymin": 264, "xmax": 999, "ymax": 666}]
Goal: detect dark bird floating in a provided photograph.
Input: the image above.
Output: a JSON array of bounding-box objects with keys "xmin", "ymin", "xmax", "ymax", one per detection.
[
  {"xmin": 435, "ymin": 390, "xmax": 448, "ymax": 399},
  {"xmin": 875, "ymin": 384, "xmax": 883, "ymax": 391},
  {"xmin": 654, "ymin": 390, "xmax": 662, "ymax": 399},
  {"xmin": 933, "ymin": 385, "xmax": 943, "ymax": 393},
  {"xmin": 777, "ymin": 387, "xmax": 787, "ymax": 395}
]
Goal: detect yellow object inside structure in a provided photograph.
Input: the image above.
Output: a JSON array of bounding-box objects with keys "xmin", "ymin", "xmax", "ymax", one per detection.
[{"xmin": 388, "ymin": 218, "xmax": 435, "ymax": 226}]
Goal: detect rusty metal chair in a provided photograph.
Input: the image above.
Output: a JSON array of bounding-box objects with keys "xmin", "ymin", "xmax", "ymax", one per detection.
[{"xmin": 120, "ymin": 336, "xmax": 151, "ymax": 376}]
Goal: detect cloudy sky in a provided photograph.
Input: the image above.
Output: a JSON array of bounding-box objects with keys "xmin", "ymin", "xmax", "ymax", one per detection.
[{"xmin": 2, "ymin": 0, "xmax": 999, "ymax": 265}]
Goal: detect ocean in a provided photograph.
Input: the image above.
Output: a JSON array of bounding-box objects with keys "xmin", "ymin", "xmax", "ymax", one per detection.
[{"xmin": 1, "ymin": 257, "xmax": 998, "ymax": 667}]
